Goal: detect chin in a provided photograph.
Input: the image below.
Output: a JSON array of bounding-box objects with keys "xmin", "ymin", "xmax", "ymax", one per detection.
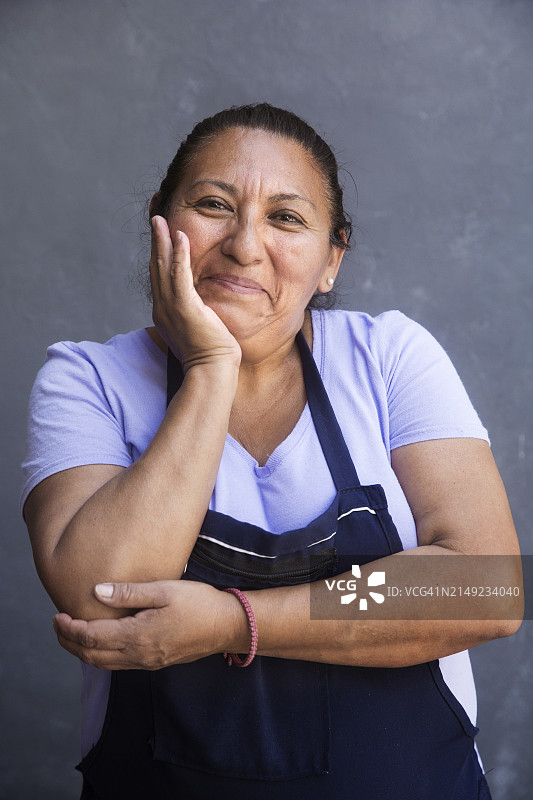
[{"xmin": 207, "ymin": 300, "xmax": 271, "ymax": 343}]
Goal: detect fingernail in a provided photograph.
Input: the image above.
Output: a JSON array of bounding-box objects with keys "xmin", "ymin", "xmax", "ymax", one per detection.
[
  {"xmin": 175, "ymin": 230, "xmax": 183, "ymax": 243},
  {"xmin": 95, "ymin": 583, "xmax": 114, "ymax": 598}
]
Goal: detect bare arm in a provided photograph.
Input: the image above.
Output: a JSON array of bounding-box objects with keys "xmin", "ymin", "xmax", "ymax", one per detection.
[
  {"xmin": 243, "ymin": 438, "xmax": 522, "ymax": 666},
  {"xmin": 25, "ymin": 221, "xmax": 241, "ymax": 620},
  {"xmin": 53, "ymin": 437, "xmax": 522, "ymax": 669}
]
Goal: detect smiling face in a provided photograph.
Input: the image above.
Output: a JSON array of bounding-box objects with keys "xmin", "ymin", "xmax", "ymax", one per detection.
[{"xmin": 166, "ymin": 128, "xmax": 344, "ymax": 347}]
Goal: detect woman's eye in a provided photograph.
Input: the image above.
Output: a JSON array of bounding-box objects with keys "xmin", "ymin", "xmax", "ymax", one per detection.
[
  {"xmin": 273, "ymin": 211, "xmax": 303, "ymax": 225},
  {"xmin": 196, "ymin": 199, "xmax": 230, "ymax": 212}
]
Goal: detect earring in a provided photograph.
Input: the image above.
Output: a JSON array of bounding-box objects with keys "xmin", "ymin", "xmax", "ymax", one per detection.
[{"xmin": 327, "ymin": 277, "xmax": 334, "ymax": 286}]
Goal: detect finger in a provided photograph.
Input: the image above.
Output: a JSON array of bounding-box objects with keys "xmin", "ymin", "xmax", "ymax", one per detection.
[
  {"xmin": 52, "ymin": 616, "xmax": 166, "ymax": 671},
  {"xmin": 54, "ymin": 629, "xmax": 118, "ymax": 666},
  {"xmin": 53, "ymin": 613, "xmax": 129, "ymax": 651},
  {"xmin": 149, "ymin": 215, "xmax": 173, "ymax": 299},
  {"xmin": 54, "ymin": 628, "xmax": 135, "ymax": 670},
  {"xmin": 169, "ymin": 230, "xmax": 196, "ymax": 301},
  {"xmin": 94, "ymin": 580, "xmax": 173, "ymax": 609}
]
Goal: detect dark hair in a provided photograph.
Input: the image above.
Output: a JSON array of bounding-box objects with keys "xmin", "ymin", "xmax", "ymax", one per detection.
[{"xmin": 148, "ymin": 103, "xmax": 354, "ymax": 308}]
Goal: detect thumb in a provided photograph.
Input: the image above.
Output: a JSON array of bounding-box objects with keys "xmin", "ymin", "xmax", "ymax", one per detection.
[{"xmin": 94, "ymin": 580, "xmax": 172, "ymax": 609}]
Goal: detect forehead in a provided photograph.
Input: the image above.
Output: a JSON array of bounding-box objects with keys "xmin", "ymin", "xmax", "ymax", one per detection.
[{"xmin": 181, "ymin": 128, "xmax": 327, "ymax": 205}]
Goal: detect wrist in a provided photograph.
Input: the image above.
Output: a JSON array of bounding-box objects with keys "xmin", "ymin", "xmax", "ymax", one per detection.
[
  {"xmin": 223, "ymin": 588, "xmax": 258, "ymax": 667},
  {"xmin": 185, "ymin": 356, "xmax": 240, "ymax": 385},
  {"xmin": 182, "ymin": 347, "xmax": 242, "ymax": 375},
  {"xmin": 180, "ymin": 357, "xmax": 240, "ymax": 400},
  {"xmin": 220, "ymin": 588, "xmax": 253, "ymax": 655}
]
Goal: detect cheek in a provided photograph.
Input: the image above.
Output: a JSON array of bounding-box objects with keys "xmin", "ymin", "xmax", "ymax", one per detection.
[
  {"xmin": 269, "ymin": 238, "xmax": 331, "ymax": 292},
  {"xmin": 269, "ymin": 233, "xmax": 315, "ymax": 270},
  {"xmin": 169, "ymin": 216, "xmax": 216, "ymax": 269},
  {"xmin": 168, "ymin": 213, "xmax": 199, "ymax": 242}
]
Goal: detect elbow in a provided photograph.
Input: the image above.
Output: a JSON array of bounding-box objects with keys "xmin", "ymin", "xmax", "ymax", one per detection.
[
  {"xmin": 491, "ymin": 588, "xmax": 524, "ymax": 639},
  {"xmin": 492, "ymin": 614, "xmax": 523, "ymax": 640},
  {"xmin": 34, "ymin": 551, "xmax": 125, "ymax": 621},
  {"xmin": 503, "ymin": 617, "xmax": 523, "ymax": 637},
  {"xmin": 475, "ymin": 604, "xmax": 523, "ymax": 643},
  {"xmin": 57, "ymin": 593, "xmax": 126, "ymax": 622}
]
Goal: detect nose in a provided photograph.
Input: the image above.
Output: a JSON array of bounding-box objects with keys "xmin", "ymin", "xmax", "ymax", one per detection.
[{"xmin": 221, "ymin": 217, "xmax": 264, "ymax": 266}]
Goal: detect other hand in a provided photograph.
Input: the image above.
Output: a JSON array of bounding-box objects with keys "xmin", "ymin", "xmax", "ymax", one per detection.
[{"xmin": 52, "ymin": 579, "xmax": 236, "ymax": 670}]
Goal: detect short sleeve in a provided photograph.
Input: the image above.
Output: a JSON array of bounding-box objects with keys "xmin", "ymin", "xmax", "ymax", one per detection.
[
  {"xmin": 21, "ymin": 341, "xmax": 133, "ymax": 514},
  {"xmin": 371, "ymin": 311, "xmax": 489, "ymax": 451}
]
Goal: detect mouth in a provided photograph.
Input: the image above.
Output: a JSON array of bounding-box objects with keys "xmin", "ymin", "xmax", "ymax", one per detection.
[{"xmin": 205, "ymin": 273, "xmax": 266, "ymax": 295}]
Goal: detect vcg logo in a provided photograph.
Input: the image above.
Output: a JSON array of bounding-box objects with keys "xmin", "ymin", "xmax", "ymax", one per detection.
[{"xmin": 325, "ymin": 565, "xmax": 386, "ymax": 611}]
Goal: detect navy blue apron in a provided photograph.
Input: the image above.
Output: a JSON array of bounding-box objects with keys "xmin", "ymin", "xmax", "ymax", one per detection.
[{"xmin": 78, "ymin": 332, "xmax": 492, "ymax": 799}]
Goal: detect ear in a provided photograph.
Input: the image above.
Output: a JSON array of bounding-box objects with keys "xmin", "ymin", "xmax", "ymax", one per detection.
[
  {"xmin": 149, "ymin": 192, "xmax": 162, "ymax": 216},
  {"xmin": 316, "ymin": 232, "xmax": 346, "ymax": 294}
]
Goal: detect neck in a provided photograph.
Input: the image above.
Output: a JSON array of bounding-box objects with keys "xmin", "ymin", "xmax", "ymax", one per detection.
[
  {"xmin": 229, "ymin": 312, "xmax": 313, "ymax": 466},
  {"xmin": 228, "ymin": 311, "xmax": 314, "ymax": 394},
  {"xmin": 144, "ymin": 313, "xmax": 315, "ymax": 467}
]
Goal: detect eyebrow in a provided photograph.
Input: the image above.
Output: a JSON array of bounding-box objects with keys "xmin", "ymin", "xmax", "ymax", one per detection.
[
  {"xmin": 188, "ymin": 180, "xmax": 317, "ymax": 210},
  {"xmin": 270, "ymin": 192, "xmax": 317, "ymax": 211}
]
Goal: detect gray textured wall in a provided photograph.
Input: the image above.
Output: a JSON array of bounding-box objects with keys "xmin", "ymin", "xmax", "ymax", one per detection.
[{"xmin": 1, "ymin": 1, "xmax": 532, "ymax": 797}]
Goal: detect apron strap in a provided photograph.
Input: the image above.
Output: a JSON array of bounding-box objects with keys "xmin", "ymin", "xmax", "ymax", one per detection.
[
  {"xmin": 165, "ymin": 332, "xmax": 361, "ymax": 490},
  {"xmin": 296, "ymin": 331, "xmax": 361, "ymax": 490}
]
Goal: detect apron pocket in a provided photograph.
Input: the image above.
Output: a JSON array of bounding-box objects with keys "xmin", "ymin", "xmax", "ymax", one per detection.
[{"xmin": 150, "ymin": 654, "xmax": 330, "ymax": 780}]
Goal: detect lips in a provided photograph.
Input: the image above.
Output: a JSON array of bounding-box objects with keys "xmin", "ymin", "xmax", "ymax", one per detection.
[{"xmin": 206, "ymin": 273, "xmax": 266, "ymax": 295}]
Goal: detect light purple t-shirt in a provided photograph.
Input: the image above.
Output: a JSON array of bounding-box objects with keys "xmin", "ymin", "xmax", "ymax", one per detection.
[{"xmin": 21, "ymin": 309, "xmax": 489, "ymax": 756}]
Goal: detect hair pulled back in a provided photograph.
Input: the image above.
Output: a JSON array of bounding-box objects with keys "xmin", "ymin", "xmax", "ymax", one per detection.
[{"xmin": 149, "ymin": 103, "xmax": 353, "ymax": 307}]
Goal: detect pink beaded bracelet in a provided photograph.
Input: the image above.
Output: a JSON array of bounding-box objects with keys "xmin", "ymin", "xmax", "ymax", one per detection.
[{"xmin": 223, "ymin": 587, "xmax": 258, "ymax": 668}]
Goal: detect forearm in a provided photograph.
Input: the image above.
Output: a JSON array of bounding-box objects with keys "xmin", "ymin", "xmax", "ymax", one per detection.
[
  {"xmin": 49, "ymin": 546, "xmax": 522, "ymax": 671},
  {"xmin": 49, "ymin": 361, "xmax": 239, "ymax": 619},
  {"xmin": 231, "ymin": 546, "xmax": 522, "ymax": 668}
]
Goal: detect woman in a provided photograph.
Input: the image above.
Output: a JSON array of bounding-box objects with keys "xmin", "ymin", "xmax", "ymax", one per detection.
[{"xmin": 22, "ymin": 103, "xmax": 520, "ymax": 799}]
